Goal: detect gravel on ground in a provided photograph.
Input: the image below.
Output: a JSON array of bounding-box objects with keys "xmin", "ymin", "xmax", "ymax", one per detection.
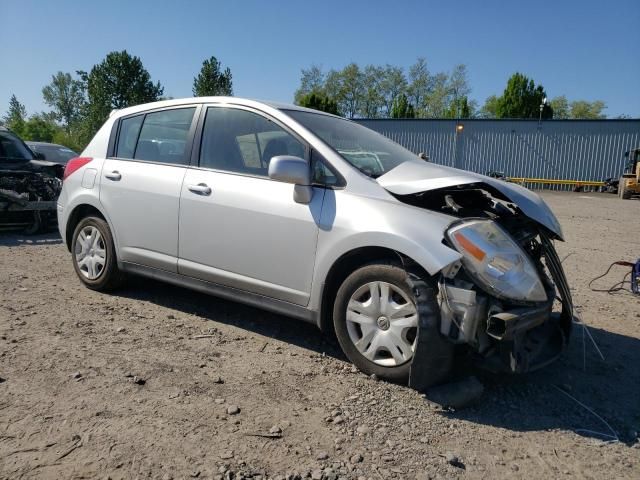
[{"xmin": 1, "ymin": 191, "xmax": 639, "ymax": 479}]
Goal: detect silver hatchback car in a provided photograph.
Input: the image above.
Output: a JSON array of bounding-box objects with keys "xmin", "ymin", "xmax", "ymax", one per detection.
[{"xmin": 58, "ymin": 98, "xmax": 573, "ymax": 387}]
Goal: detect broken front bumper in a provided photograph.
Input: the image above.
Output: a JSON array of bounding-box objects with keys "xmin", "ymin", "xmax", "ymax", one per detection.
[
  {"xmin": 480, "ymin": 233, "xmax": 574, "ymax": 373},
  {"xmin": 410, "ymin": 232, "xmax": 573, "ymax": 389}
]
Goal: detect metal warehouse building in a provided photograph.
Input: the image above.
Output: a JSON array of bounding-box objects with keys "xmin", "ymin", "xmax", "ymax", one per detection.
[{"xmin": 356, "ymin": 119, "xmax": 640, "ymax": 187}]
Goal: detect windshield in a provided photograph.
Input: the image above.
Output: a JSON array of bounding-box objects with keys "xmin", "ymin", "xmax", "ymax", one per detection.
[
  {"xmin": 0, "ymin": 131, "xmax": 33, "ymax": 162},
  {"xmin": 283, "ymin": 110, "xmax": 421, "ymax": 178}
]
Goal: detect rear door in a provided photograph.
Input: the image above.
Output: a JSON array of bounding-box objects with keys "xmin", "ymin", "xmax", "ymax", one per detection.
[
  {"xmin": 100, "ymin": 106, "xmax": 198, "ymax": 272},
  {"xmin": 177, "ymin": 105, "xmax": 324, "ymax": 306}
]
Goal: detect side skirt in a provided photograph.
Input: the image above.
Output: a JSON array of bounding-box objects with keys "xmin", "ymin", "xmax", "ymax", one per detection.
[{"xmin": 121, "ymin": 261, "xmax": 319, "ymax": 325}]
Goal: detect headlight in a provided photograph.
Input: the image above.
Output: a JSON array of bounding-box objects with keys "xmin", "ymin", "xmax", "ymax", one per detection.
[{"xmin": 446, "ymin": 220, "xmax": 547, "ymax": 303}]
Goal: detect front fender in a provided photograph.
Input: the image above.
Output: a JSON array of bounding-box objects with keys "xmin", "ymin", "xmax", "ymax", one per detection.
[{"xmin": 308, "ymin": 190, "xmax": 461, "ymax": 312}]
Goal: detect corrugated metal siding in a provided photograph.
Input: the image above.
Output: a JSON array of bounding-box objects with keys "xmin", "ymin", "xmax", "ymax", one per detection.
[{"xmin": 356, "ymin": 119, "xmax": 640, "ymax": 189}]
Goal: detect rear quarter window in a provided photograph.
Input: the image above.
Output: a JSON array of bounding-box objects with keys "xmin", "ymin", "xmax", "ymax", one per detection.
[
  {"xmin": 116, "ymin": 115, "xmax": 143, "ymax": 159},
  {"xmin": 114, "ymin": 107, "xmax": 196, "ymax": 165}
]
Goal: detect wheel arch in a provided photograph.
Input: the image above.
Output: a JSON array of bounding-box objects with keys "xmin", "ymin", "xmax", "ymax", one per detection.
[
  {"xmin": 65, "ymin": 203, "xmax": 113, "ymax": 252},
  {"xmin": 317, "ymin": 246, "xmax": 430, "ymax": 333}
]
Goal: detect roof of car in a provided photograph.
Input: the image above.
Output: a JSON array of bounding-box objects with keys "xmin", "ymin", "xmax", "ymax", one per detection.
[{"xmin": 110, "ymin": 97, "xmax": 339, "ymax": 120}]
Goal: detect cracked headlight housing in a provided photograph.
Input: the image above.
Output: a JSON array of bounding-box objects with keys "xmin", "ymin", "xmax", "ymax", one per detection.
[{"xmin": 446, "ymin": 219, "xmax": 547, "ymax": 303}]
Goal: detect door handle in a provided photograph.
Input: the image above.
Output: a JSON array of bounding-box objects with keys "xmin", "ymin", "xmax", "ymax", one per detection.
[
  {"xmin": 187, "ymin": 183, "xmax": 212, "ymax": 195},
  {"xmin": 105, "ymin": 171, "xmax": 122, "ymax": 181}
]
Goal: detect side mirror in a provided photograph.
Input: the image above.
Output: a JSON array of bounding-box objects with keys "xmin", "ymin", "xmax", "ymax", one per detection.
[
  {"xmin": 268, "ymin": 155, "xmax": 313, "ymax": 204},
  {"xmin": 33, "ymin": 151, "xmax": 46, "ymax": 160},
  {"xmin": 418, "ymin": 152, "xmax": 429, "ymax": 162}
]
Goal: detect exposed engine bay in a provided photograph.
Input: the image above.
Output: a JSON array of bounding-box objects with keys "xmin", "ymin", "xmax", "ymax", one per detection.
[
  {"xmin": 0, "ymin": 167, "xmax": 63, "ymax": 233},
  {"xmin": 396, "ymin": 183, "xmax": 573, "ymax": 375}
]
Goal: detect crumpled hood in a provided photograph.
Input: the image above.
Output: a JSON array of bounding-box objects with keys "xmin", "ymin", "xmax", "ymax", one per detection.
[{"xmin": 377, "ymin": 161, "xmax": 564, "ymax": 240}]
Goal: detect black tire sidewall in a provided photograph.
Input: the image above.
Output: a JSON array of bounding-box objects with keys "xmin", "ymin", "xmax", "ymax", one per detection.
[
  {"xmin": 71, "ymin": 216, "xmax": 120, "ymax": 291},
  {"xmin": 333, "ymin": 263, "xmax": 421, "ymax": 383}
]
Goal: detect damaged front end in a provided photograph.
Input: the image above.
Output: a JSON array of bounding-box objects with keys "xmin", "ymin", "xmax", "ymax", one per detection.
[
  {"xmin": 0, "ymin": 127, "xmax": 64, "ymax": 233},
  {"xmin": 403, "ymin": 184, "xmax": 573, "ymax": 379},
  {"xmin": 0, "ymin": 166, "xmax": 63, "ymax": 233}
]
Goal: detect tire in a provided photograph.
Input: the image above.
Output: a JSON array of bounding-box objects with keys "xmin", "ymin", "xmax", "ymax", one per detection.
[
  {"xmin": 71, "ymin": 216, "xmax": 124, "ymax": 291},
  {"xmin": 23, "ymin": 211, "xmax": 42, "ymax": 235},
  {"xmin": 619, "ymin": 177, "xmax": 632, "ymax": 199},
  {"xmin": 333, "ymin": 262, "xmax": 449, "ymax": 384}
]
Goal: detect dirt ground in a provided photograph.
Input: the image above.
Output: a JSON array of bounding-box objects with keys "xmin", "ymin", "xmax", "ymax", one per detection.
[{"xmin": 1, "ymin": 191, "xmax": 639, "ymax": 480}]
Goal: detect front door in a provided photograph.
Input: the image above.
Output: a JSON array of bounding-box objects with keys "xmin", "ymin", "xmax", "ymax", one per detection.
[{"xmin": 178, "ymin": 106, "xmax": 323, "ymax": 306}]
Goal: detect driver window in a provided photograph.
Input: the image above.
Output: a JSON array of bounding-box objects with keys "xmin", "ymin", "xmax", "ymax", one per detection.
[{"xmin": 200, "ymin": 107, "xmax": 305, "ymax": 176}]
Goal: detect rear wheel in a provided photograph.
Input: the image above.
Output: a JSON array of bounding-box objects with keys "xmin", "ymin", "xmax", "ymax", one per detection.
[
  {"xmin": 71, "ymin": 216, "xmax": 124, "ymax": 291},
  {"xmin": 619, "ymin": 177, "xmax": 632, "ymax": 199},
  {"xmin": 333, "ymin": 262, "xmax": 446, "ymax": 384}
]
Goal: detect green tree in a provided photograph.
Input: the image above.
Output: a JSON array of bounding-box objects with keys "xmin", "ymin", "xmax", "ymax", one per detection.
[
  {"xmin": 192, "ymin": 56, "xmax": 233, "ymax": 97},
  {"xmin": 2, "ymin": 94, "xmax": 27, "ymax": 135},
  {"xmin": 21, "ymin": 113, "xmax": 60, "ymax": 142},
  {"xmin": 51, "ymin": 129, "xmax": 83, "ymax": 152},
  {"xmin": 549, "ymin": 96, "xmax": 570, "ymax": 119},
  {"xmin": 570, "ymin": 100, "xmax": 606, "ymax": 119},
  {"xmin": 358, "ymin": 65, "xmax": 384, "ymax": 118},
  {"xmin": 407, "ymin": 57, "xmax": 431, "ymax": 118},
  {"xmin": 391, "ymin": 94, "xmax": 415, "ymax": 118},
  {"xmin": 297, "ymin": 92, "xmax": 339, "ymax": 115},
  {"xmin": 294, "ymin": 65, "xmax": 325, "ymax": 104},
  {"xmin": 325, "ymin": 64, "xmax": 364, "ymax": 119},
  {"xmin": 494, "ymin": 73, "xmax": 552, "ymax": 119},
  {"xmin": 478, "ymin": 95, "xmax": 500, "ymax": 118},
  {"xmin": 444, "ymin": 96, "xmax": 472, "ymax": 118},
  {"xmin": 293, "ymin": 59, "xmax": 476, "ymax": 119},
  {"xmin": 448, "ymin": 64, "xmax": 471, "ymax": 103},
  {"xmin": 42, "ymin": 72, "xmax": 86, "ymax": 133},
  {"xmin": 424, "ymin": 73, "xmax": 450, "ymax": 117},
  {"xmin": 549, "ymin": 96, "xmax": 606, "ymax": 119},
  {"xmin": 82, "ymin": 50, "xmax": 164, "ymax": 139},
  {"xmin": 379, "ymin": 65, "xmax": 407, "ymax": 117}
]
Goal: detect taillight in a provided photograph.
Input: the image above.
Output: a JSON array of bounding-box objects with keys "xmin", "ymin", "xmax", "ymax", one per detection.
[{"xmin": 63, "ymin": 157, "xmax": 93, "ymax": 181}]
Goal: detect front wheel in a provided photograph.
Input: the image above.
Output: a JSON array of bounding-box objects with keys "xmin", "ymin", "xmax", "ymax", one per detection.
[
  {"xmin": 333, "ymin": 262, "xmax": 446, "ymax": 384},
  {"xmin": 71, "ymin": 216, "xmax": 124, "ymax": 291}
]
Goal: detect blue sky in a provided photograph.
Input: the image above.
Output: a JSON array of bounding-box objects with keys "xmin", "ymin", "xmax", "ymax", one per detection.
[{"xmin": 1, "ymin": 0, "xmax": 639, "ymax": 118}]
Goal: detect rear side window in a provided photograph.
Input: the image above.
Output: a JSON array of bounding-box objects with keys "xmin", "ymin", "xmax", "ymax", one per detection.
[
  {"xmin": 116, "ymin": 115, "xmax": 143, "ymax": 159},
  {"xmin": 200, "ymin": 107, "xmax": 305, "ymax": 176},
  {"xmin": 135, "ymin": 108, "xmax": 195, "ymax": 164},
  {"xmin": 116, "ymin": 107, "xmax": 196, "ymax": 165}
]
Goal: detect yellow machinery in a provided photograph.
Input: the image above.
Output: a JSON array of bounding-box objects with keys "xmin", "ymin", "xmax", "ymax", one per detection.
[{"xmin": 619, "ymin": 148, "xmax": 640, "ymax": 199}]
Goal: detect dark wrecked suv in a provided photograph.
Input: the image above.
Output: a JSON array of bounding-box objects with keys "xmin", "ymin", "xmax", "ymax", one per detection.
[
  {"xmin": 57, "ymin": 98, "xmax": 573, "ymax": 388},
  {"xmin": 0, "ymin": 126, "xmax": 63, "ymax": 233}
]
